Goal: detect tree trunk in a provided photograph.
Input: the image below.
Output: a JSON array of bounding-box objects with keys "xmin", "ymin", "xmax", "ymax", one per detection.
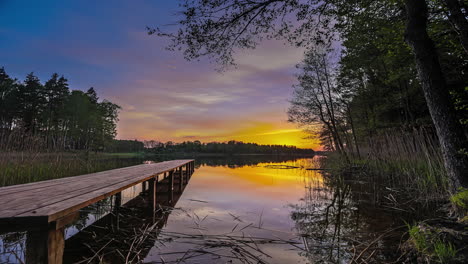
[
  {"xmin": 404, "ymin": 0, "xmax": 468, "ymax": 193},
  {"xmin": 442, "ymin": 0, "xmax": 468, "ymax": 54},
  {"xmin": 347, "ymin": 104, "xmax": 361, "ymax": 158}
]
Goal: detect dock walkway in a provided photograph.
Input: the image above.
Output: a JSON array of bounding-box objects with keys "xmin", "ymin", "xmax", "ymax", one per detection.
[
  {"xmin": 0, "ymin": 159, "xmax": 195, "ymax": 263},
  {"xmin": 0, "ymin": 159, "xmax": 194, "ymax": 226}
]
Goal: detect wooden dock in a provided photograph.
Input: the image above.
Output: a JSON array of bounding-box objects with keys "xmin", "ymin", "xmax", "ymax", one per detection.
[{"xmin": 0, "ymin": 159, "xmax": 195, "ymax": 264}]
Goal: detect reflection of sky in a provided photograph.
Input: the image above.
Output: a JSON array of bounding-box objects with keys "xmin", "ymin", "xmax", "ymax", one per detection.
[
  {"xmin": 144, "ymin": 159, "xmax": 322, "ymax": 263},
  {"xmin": 64, "ymin": 185, "xmax": 142, "ymax": 239},
  {"xmin": 0, "ymin": 232, "xmax": 26, "ymax": 264},
  {"xmin": 0, "ymin": 0, "xmax": 320, "ymax": 149}
]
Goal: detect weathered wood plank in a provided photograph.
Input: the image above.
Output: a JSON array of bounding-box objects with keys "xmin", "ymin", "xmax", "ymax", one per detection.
[
  {"xmin": 0, "ymin": 163, "xmax": 147, "ymax": 195},
  {"xmin": 0, "ymin": 160, "xmax": 190, "ymax": 209},
  {"xmin": 1, "ymin": 160, "xmax": 192, "ymax": 218},
  {"xmin": 0, "ymin": 162, "xmax": 181, "ymax": 214},
  {"xmin": 0, "ymin": 160, "xmax": 194, "ymax": 223}
]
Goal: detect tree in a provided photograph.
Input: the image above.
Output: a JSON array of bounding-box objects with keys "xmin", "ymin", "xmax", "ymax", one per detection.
[
  {"xmin": 288, "ymin": 49, "xmax": 346, "ymax": 154},
  {"xmin": 42, "ymin": 73, "xmax": 70, "ymax": 147},
  {"xmin": 404, "ymin": 0, "xmax": 468, "ymax": 192},
  {"xmin": 440, "ymin": 0, "xmax": 468, "ymax": 54},
  {"xmin": 92, "ymin": 100, "xmax": 120, "ymax": 150},
  {"xmin": 148, "ymin": 0, "xmax": 334, "ymax": 68},
  {"xmin": 18, "ymin": 73, "xmax": 46, "ymax": 134},
  {"xmin": 0, "ymin": 68, "xmax": 19, "ymax": 131},
  {"xmin": 0, "ymin": 67, "xmax": 121, "ymax": 151},
  {"xmin": 150, "ymin": 0, "xmax": 468, "ymax": 192}
]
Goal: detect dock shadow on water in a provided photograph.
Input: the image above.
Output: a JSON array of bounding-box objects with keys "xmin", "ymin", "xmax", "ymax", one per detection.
[{"xmin": 1, "ymin": 157, "xmax": 425, "ymax": 263}]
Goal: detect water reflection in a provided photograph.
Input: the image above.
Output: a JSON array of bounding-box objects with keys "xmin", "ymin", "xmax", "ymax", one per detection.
[
  {"xmin": 63, "ymin": 173, "xmax": 188, "ymax": 263},
  {"xmin": 1, "ymin": 156, "xmax": 413, "ymax": 263},
  {"xmin": 141, "ymin": 159, "xmax": 317, "ymax": 263},
  {"xmin": 291, "ymin": 170, "xmax": 407, "ymax": 263}
]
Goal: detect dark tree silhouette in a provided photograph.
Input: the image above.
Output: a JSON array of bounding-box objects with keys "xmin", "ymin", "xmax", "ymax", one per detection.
[{"xmin": 0, "ymin": 67, "xmax": 121, "ymax": 151}]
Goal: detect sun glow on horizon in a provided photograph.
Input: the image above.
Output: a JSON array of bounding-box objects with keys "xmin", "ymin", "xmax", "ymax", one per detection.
[{"xmin": 117, "ymin": 121, "xmax": 321, "ymax": 150}]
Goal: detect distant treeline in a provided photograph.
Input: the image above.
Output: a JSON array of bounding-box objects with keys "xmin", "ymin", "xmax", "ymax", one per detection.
[
  {"xmin": 108, "ymin": 139, "xmax": 145, "ymax": 153},
  {"xmin": 108, "ymin": 139, "xmax": 314, "ymax": 155},
  {"xmin": 0, "ymin": 67, "xmax": 120, "ymax": 151}
]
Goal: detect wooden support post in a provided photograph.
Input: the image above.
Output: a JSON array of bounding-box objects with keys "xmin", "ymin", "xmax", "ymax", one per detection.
[
  {"xmin": 142, "ymin": 181, "xmax": 147, "ymax": 193},
  {"xmin": 115, "ymin": 192, "xmax": 122, "ymax": 208},
  {"xmin": 149, "ymin": 177, "xmax": 156, "ymax": 211},
  {"xmin": 168, "ymin": 170, "xmax": 174, "ymax": 203},
  {"xmin": 48, "ymin": 226, "xmax": 65, "ymax": 264},
  {"xmin": 26, "ymin": 224, "xmax": 65, "ymax": 264},
  {"xmin": 178, "ymin": 166, "xmax": 183, "ymax": 192},
  {"xmin": 112, "ymin": 192, "xmax": 122, "ymax": 231},
  {"xmin": 186, "ymin": 163, "xmax": 189, "ymax": 176}
]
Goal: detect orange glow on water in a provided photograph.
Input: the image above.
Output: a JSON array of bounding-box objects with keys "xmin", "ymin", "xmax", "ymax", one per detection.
[{"xmin": 187, "ymin": 159, "xmax": 324, "ymax": 203}]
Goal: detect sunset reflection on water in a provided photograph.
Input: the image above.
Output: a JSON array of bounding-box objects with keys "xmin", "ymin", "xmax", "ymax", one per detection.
[{"xmin": 143, "ymin": 158, "xmax": 321, "ymax": 263}]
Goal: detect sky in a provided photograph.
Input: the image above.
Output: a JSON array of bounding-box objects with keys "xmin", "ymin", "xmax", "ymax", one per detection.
[{"xmin": 0, "ymin": 0, "xmax": 320, "ymax": 149}]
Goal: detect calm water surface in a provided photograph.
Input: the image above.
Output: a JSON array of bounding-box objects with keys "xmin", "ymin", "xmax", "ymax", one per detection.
[
  {"xmin": 1, "ymin": 157, "xmax": 407, "ymax": 263},
  {"xmin": 142, "ymin": 159, "xmax": 314, "ymax": 263}
]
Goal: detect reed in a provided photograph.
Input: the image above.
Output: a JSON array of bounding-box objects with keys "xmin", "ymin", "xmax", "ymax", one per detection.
[
  {"xmin": 324, "ymin": 127, "xmax": 447, "ymax": 204},
  {"xmin": 0, "ymin": 151, "xmax": 143, "ymax": 187}
]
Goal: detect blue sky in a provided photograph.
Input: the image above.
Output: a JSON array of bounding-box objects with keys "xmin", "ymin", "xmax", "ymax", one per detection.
[{"xmin": 0, "ymin": 0, "xmax": 318, "ymax": 148}]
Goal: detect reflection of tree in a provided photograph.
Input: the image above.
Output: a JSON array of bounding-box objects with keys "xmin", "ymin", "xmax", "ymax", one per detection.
[
  {"xmin": 195, "ymin": 155, "xmax": 308, "ymax": 168},
  {"xmin": 290, "ymin": 176, "xmax": 404, "ymax": 263},
  {"xmin": 63, "ymin": 175, "xmax": 183, "ymax": 263},
  {"xmin": 0, "ymin": 232, "xmax": 26, "ymax": 263},
  {"xmin": 69, "ymin": 197, "xmax": 115, "ymax": 235}
]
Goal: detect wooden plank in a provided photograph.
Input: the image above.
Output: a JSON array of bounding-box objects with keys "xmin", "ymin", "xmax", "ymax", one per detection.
[
  {"xmin": 0, "ymin": 165, "xmax": 161, "ymax": 213},
  {"xmin": 0, "ymin": 163, "xmax": 149, "ymax": 195},
  {"xmin": 54, "ymin": 212, "xmax": 80, "ymax": 230},
  {"xmin": 0, "ymin": 160, "xmax": 194, "ymax": 223},
  {"xmin": 0, "ymin": 162, "xmax": 163, "ymax": 201},
  {"xmin": 1, "ymin": 163, "xmax": 183, "ymax": 218},
  {"xmin": 0, "ymin": 160, "xmax": 181, "ymax": 195},
  {"xmin": 0, "ymin": 160, "xmax": 193, "ymax": 213}
]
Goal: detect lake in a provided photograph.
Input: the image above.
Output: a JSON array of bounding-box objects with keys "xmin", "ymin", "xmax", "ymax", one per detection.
[{"xmin": 0, "ymin": 156, "xmax": 409, "ymax": 263}]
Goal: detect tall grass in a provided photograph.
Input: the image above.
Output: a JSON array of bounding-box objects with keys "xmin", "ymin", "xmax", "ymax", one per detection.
[
  {"xmin": 325, "ymin": 127, "xmax": 447, "ymax": 204},
  {"xmin": 0, "ymin": 152, "xmax": 144, "ymax": 187}
]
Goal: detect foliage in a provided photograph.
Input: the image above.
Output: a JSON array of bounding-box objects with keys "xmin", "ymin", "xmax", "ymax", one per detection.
[
  {"xmin": 408, "ymin": 224, "xmax": 459, "ymax": 263},
  {"xmin": 408, "ymin": 225, "xmax": 430, "ymax": 252},
  {"xmin": 144, "ymin": 140, "xmax": 315, "ymax": 155},
  {"xmin": 108, "ymin": 139, "xmax": 145, "ymax": 153},
  {"xmin": 0, "ymin": 67, "xmax": 120, "ymax": 151},
  {"xmin": 434, "ymin": 240, "xmax": 457, "ymax": 263},
  {"xmin": 148, "ymin": 0, "xmax": 336, "ymax": 68},
  {"xmin": 450, "ymin": 188, "xmax": 468, "ymax": 210}
]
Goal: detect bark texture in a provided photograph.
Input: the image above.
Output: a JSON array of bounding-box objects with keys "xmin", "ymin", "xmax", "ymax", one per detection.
[{"xmin": 404, "ymin": 0, "xmax": 468, "ymax": 193}]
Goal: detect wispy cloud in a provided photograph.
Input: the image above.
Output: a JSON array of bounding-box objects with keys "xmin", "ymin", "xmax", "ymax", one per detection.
[{"xmin": 0, "ymin": 1, "xmax": 318, "ymax": 149}]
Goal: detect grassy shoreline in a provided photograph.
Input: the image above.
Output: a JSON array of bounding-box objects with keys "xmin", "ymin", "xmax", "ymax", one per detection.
[
  {"xmin": 321, "ymin": 152, "xmax": 468, "ymax": 263},
  {"xmin": 0, "ymin": 151, "xmax": 146, "ymax": 187}
]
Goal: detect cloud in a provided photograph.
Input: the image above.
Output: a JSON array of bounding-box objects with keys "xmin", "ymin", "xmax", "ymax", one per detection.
[{"xmin": 1, "ymin": 1, "xmax": 318, "ymax": 149}]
